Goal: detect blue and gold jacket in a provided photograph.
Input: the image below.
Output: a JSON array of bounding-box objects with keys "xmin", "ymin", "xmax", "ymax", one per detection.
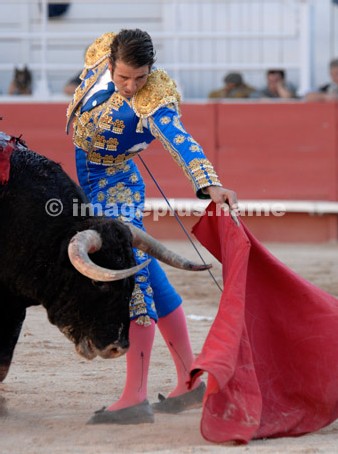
[{"xmin": 66, "ymin": 32, "xmax": 221, "ymax": 196}]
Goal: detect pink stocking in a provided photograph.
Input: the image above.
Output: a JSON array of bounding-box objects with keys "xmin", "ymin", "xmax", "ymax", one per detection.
[
  {"xmin": 157, "ymin": 305, "xmax": 201, "ymax": 397},
  {"xmin": 107, "ymin": 319, "xmax": 155, "ymax": 411}
]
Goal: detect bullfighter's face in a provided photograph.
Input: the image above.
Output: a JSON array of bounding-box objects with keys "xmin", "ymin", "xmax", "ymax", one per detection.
[{"xmin": 109, "ymin": 60, "xmax": 150, "ymax": 99}]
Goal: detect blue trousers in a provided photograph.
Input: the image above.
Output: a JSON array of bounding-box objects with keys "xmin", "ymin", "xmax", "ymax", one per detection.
[{"xmin": 75, "ymin": 148, "xmax": 182, "ymax": 324}]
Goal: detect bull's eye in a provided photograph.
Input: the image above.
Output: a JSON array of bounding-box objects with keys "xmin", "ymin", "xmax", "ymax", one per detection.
[{"xmin": 91, "ymin": 280, "xmax": 111, "ymax": 292}]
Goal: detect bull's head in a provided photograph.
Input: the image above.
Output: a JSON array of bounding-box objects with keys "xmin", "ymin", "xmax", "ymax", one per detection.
[{"xmin": 55, "ymin": 222, "xmax": 211, "ymax": 361}]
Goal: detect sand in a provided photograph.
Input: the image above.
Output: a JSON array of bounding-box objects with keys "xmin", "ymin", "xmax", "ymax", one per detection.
[{"xmin": 1, "ymin": 240, "xmax": 338, "ymax": 454}]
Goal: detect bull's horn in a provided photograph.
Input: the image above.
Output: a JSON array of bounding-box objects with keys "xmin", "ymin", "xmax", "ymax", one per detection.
[
  {"xmin": 68, "ymin": 229, "xmax": 150, "ymax": 281},
  {"xmin": 128, "ymin": 224, "xmax": 212, "ymax": 271}
]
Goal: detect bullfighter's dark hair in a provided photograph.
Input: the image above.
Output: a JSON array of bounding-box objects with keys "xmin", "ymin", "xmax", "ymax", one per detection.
[{"xmin": 109, "ymin": 29, "xmax": 156, "ymax": 69}]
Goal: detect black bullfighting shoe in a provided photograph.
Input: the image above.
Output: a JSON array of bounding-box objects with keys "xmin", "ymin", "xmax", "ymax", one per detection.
[
  {"xmin": 151, "ymin": 381, "xmax": 206, "ymax": 414},
  {"xmin": 87, "ymin": 399, "xmax": 154, "ymax": 425}
]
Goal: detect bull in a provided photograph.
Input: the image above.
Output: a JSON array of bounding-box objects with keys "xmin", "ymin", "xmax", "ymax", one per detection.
[{"xmin": 0, "ymin": 131, "xmax": 210, "ymax": 382}]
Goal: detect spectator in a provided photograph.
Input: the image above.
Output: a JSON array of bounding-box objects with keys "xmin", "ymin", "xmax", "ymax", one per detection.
[
  {"xmin": 304, "ymin": 58, "xmax": 338, "ymax": 102},
  {"xmin": 208, "ymin": 72, "xmax": 256, "ymax": 99},
  {"xmin": 251, "ymin": 69, "xmax": 297, "ymax": 99},
  {"xmin": 63, "ymin": 71, "xmax": 82, "ymax": 96}
]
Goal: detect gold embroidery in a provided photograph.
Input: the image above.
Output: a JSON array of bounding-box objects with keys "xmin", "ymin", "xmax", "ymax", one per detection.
[
  {"xmin": 160, "ymin": 116, "xmax": 171, "ymax": 125},
  {"xmin": 112, "ymin": 119, "xmax": 125, "ymax": 134},
  {"xmin": 136, "ymin": 275, "xmax": 147, "ymax": 283},
  {"xmin": 87, "ymin": 151, "xmax": 101, "ymax": 163},
  {"xmin": 102, "ymin": 155, "xmax": 115, "ymax": 166},
  {"xmin": 132, "ymin": 69, "xmax": 181, "ymax": 130},
  {"xmin": 75, "ymin": 123, "xmax": 87, "ymax": 139},
  {"xmin": 148, "ymin": 116, "xmax": 221, "ymax": 193},
  {"xmin": 129, "ymin": 283, "xmax": 151, "ymax": 324},
  {"xmin": 66, "ymin": 60, "xmax": 108, "ymax": 132},
  {"xmin": 84, "ymin": 32, "xmax": 116, "ymax": 69},
  {"xmin": 116, "ymin": 193, "xmax": 125, "ymax": 203},
  {"xmin": 71, "ymin": 79, "xmax": 127, "ymax": 156},
  {"xmin": 84, "ymin": 150, "xmax": 134, "ymax": 166},
  {"xmin": 79, "ymin": 110, "xmax": 91, "ymax": 126},
  {"xmin": 189, "ymin": 144, "xmax": 201, "ymax": 152},
  {"xmin": 94, "ymin": 134, "xmax": 105, "ymax": 150},
  {"xmin": 135, "ymin": 315, "xmax": 152, "ymax": 326},
  {"xmin": 106, "ymin": 183, "xmax": 136, "ymax": 205},
  {"xmin": 99, "ymin": 112, "xmax": 113, "ymax": 130},
  {"xmin": 173, "ymin": 134, "xmax": 186, "ymax": 145},
  {"xmin": 98, "ymin": 178, "xmax": 108, "ymax": 188},
  {"xmin": 188, "ymin": 158, "xmax": 221, "ymax": 188},
  {"xmin": 135, "ymin": 209, "xmax": 142, "ymax": 220},
  {"xmin": 107, "ymin": 195, "xmax": 115, "ymax": 205},
  {"xmin": 97, "ymin": 191, "xmax": 105, "ymax": 202},
  {"xmin": 129, "ymin": 172, "xmax": 139, "ymax": 183},
  {"xmin": 106, "ymin": 167, "xmax": 117, "ymax": 175},
  {"xmin": 136, "ymin": 250, "xmax": 147, "ymax": 259},
  {"xmin": 111, "ymin": 93, "xmax": 124, "ymax": 111},
  {"xmin": 66, "ymin": 31, "xmax": 118, "ymax": 131},
  {"xmin": 106, "ymin": 137, "xmax": 119, "ymax": 151}
]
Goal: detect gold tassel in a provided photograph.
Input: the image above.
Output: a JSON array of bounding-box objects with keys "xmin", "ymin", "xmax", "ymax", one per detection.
[{"xmin": 136, "ymin": 117, "xmax": 144, "ymax": 133}]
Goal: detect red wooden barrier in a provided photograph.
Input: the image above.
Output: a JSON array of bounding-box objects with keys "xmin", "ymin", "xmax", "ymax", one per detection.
[
  {"xmin": 0, "ymin": 102, "xmax": 217, "ymax": 198},
  {"xmin": 1, "ymin": 101, "xmax": 338, "ymax": 242},
  {"xmin": 1, "ymin": 102, "xmax": 76, "ymax": 181},
  {"xmin": 215, "ymin": 102, "xmax": 338, "ymax": 200}
]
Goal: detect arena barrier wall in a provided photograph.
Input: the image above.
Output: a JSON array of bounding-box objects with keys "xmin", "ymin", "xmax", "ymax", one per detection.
[{"xmin": 1, "ymin": 101, "xmax": 338, "ymax": 242}]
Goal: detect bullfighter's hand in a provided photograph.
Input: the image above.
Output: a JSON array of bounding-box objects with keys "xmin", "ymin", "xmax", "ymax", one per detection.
[{"xmin": 204, "ymin": 185, "xmax": 238, "ymax": 212}]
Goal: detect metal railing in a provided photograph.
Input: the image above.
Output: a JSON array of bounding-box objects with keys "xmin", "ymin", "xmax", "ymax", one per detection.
[{"xmin": 0, "ymin": 0, "xmax": 312, "ymax": 99}]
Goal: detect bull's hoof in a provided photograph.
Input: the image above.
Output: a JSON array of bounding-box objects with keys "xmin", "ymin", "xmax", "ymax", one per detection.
[
  {"xmin": 0, "ymin": 363, "xmax": 10, "ymax": 382},
  {"xmin": 87, "ymin": 399, "xmax": 154, "ymax": 425},
  {"xmin": 151, "ymin": 381, "xmax": 206, "ymax": 414}
]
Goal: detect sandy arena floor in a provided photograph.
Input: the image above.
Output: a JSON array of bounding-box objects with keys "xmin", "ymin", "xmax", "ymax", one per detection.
[{"xmin": 1, "ymin": 239, "xmax": 338, "ymax": 454}]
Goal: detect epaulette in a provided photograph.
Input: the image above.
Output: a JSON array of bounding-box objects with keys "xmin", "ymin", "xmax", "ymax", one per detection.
[
  {"xmin": 132, "ymin": 69, "xmax": 181, "ymax": 124},
  {"xmin": 66, "ymin": 33, "xmax": 115, "ymax": 131},
  {"xmin": 84, "ymin": 32, "xmax": 116, "ymax": 70}
]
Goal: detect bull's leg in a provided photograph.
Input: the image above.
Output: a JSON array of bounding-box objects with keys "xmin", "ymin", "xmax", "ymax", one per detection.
[{"xmin": 0, "ymin": 296, "xmax": 26, "ymax": 382}]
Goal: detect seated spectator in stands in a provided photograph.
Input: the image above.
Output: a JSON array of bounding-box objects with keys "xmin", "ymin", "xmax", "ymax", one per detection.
[
  {"xmin": 63, "ymin": 71, "xmax": 82, "ymax": 96},
  {"xmin": 8, "ymin": 66, "xmax": 32, "ymax": 95},
  {"xmin": 208, "ymin": 72, "xmax": 256, "ymax": 99},
  {"xmin": 251, "ymin": 69, "xmax": 297, "ymax": 99},
  {"xmin": 304, "ymin": 58, "xmax": 338, "ymax": 102}
]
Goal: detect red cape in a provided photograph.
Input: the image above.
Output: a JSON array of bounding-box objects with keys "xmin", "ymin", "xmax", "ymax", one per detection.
[{"xmin": 191, "ymin": 202, "xmax": 338, "ymax": 444}]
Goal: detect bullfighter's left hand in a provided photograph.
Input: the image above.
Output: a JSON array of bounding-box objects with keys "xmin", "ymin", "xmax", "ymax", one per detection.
[{"xmin": 204, "ymin": 185, "xmax": 239, "ymax": 212}]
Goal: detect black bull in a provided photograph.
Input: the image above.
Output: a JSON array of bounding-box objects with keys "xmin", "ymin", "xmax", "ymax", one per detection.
[{"xmin": 0, "ymin": 133, "xmax": 211, "ymax": 382}]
